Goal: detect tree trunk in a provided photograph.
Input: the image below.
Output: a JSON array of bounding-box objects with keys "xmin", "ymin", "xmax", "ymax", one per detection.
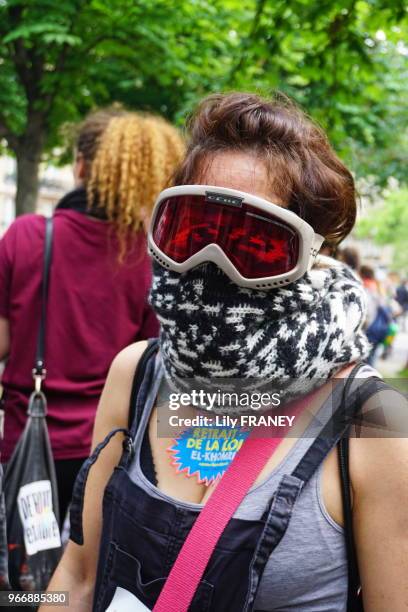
[
  {"xmin": 14, "ymin": 111, "xmax": 45, "ymax": 217},
  {"xmin": 15, "ymin": 150, "xmax": 41, "ymax": 216}
]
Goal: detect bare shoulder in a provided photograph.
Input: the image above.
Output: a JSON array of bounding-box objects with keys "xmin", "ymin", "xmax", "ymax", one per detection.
[
  {"xmin": 109, "ymin": 340, "xmax": 149, "ymax": 380},
  {"xmin": 350, "ymin": 386, "xmax": 408, "ymax": 501},
  {"xmin": 351, "ymin": 436, "xmax": 408, "ymax": 489},
  {"xmin": 349, "ymin": 387, "xmax": 408, "ymax": 607},
  {"xmin": 92, "ymin": 340, "xmax": 149, "ymax": 446}
]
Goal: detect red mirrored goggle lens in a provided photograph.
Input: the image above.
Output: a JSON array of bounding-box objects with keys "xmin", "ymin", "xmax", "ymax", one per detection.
[{"xmin": 152, "ymin": 194, "xmax": 300, "ymax": 279}]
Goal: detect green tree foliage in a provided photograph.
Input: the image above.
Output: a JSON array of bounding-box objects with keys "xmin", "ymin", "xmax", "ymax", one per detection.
[
  {"xmin": 0, "ymin": 0, "xmax": 243, "ymax": 213},
  {"xmin": 0, "ymin": 0, "xmax": 407, "ymax": 214},
  {"xmin": 356, "ymin": 188, "xmax": 408, "ymax": 272},
  {"xmin": 226, "ymin": 0, "xmax": 408, "ymax": 186}
]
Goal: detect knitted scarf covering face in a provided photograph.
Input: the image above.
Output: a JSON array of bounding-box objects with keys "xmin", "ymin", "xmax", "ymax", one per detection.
[{"xmin": 149, "ymin": 259, "xmax": 370, "ymax": 406}]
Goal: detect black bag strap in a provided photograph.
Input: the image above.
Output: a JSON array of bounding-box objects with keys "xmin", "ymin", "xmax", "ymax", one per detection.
[
  {"xmin": 32, "ymin": 217, "xmax": 53, "ymax": 391},
  {"xmin": 339, "ymin": 435, "xmax": 362, "ymax": 612},
  {"xmin": 338, "ymin": 363, "xmax": 369, "ymax": 612},
  {"xmin": 338, "ymin": 369, "xmax": 391, "ymax": 612}
]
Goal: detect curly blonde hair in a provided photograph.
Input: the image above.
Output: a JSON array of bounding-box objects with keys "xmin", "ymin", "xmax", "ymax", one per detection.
[{"xmin": 85, "ymin": 112, "xmax": 184, "ymax": 257}]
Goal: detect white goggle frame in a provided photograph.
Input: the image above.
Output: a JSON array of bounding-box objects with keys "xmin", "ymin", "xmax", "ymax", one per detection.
[{"xmin": 148, "ymin": 185, "xmax": 324, "ymax": 289}]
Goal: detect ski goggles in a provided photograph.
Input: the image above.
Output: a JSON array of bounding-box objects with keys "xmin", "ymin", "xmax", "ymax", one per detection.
[{"xmin": 148, "ymin": 185, "xmax": 324, "ymax": 289}]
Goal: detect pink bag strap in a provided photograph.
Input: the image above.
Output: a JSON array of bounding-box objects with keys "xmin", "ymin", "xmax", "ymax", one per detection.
[{"xmin": 153, "ymin": 393, "xmax": 313, "ymax": 612}]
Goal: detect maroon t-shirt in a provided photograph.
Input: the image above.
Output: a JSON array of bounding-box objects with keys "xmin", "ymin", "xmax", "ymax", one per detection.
[{"xmin": 0, "ymin": 210, "xmax": 159, "ymax": 461}]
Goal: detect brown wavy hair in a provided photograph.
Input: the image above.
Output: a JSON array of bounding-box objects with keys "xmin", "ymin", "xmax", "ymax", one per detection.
[
  {"xmin": 174, "ymin": 92, "xmax": 356, "ymax": 246},
  {"xmin": 76, "ymin": 109, "xmax": 185, "ymax": 257}
]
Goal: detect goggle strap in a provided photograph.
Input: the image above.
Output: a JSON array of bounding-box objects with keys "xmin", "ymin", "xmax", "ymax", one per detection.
[{"xmin": 307, "ymin": 234, "xmax": 325, "ymax": 270}]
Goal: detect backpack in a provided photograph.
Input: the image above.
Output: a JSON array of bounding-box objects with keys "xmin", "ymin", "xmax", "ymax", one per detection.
[{"xmin": 366, "ymin": 304, "xmax": 391, "ymax": 345}]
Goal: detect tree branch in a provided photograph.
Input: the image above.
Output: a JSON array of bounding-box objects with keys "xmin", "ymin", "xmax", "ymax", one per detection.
[
  {"xmin": 40, "ymin": 0, "xmax": 95, "ymax": 116},
  {"xmin": 42, "ymin": 32, "xmax": 75, "ymax": 115},
  {"xmin": 324, "ymin": 0, "xmax": 359, "ymax": 103},
  {"xmin": 7, "ymin": 5, "xmax": 38, "ymax": 102}
]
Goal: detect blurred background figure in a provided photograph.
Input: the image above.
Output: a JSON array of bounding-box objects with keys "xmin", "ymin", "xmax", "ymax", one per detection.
[
  {"xmin": 0, "ymin": 109, "xmax": 184, "ymax": 524},
  {"xmin": 337, "ymin": 246, "xmax": 361, "ymax": 272},
  {"xmin": 360, "ymin": 264, "xmax": 396, "ymax": 366},
  {"xmin": 396, "ymin": 279, "xmax": 408, "ymax": 332}
]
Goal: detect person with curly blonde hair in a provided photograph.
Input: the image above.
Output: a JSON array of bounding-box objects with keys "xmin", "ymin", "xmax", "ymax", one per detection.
[
  {"xmin": 85, "ymin": 112, "xmax": 185, "ymax": 256},
  {"xmin": 0, "ymin": 108, "xmax": 184, "ymax": 524}
]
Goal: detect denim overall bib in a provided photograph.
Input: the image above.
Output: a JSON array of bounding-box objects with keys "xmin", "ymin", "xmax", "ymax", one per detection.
[{"xmin": 70, "ymin": 340, "xmax": 385, "ymax": 612}]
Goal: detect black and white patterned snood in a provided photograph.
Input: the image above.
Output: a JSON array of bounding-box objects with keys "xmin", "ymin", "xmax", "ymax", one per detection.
[{"xmin": 149, "ymin": 259, "xmax": 370, "ymax": 404}]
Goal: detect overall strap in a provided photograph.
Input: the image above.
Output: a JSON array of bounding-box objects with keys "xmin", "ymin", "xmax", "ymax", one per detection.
[
  {"xmin": 290, "ymin": 368, "xmax": 386, "ymax": 612},
  {"xmin": 290, "ymin": 363, "xmax": 373, "ymax": 484},
  {"xmin": 245, "ymin": 365, "xmax": 370, "ymax": 610},
  {"xmin": 32, "ymin": 217, "xmax": 53, "ymax": 393},
  {"xmin": 128, "ymin": 338, "xmax": 160, "ymax": 435},
  {"xmin": 70, "ymin": 340, "xmax": 160, "ymax": 546},
  {"xmin": 244, "ymin": 367, "xmax": 372, "ymax": 612}
]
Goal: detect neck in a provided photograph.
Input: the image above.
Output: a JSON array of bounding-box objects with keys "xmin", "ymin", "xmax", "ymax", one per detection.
[{"xmin": 55, "ymin": 187, "xmax": 108, "ymax": 220}]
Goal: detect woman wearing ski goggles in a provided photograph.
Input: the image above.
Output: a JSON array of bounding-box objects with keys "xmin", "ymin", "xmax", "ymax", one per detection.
[
  {"xmin": 46, "ymin": 92, "xmax": 407, "ymax": 612},
  {"xmin": 148, "ymin": 185, "xmax": 324, "ymax": 289}
]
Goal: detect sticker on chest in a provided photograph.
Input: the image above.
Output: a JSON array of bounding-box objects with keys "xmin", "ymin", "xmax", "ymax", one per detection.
[{"xmin": 167, "ymin": 425, "xmax": 250, "ymax": 485}]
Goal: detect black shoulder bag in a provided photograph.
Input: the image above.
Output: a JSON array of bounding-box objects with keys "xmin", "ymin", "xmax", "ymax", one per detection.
[{"xmin": 4, "ymin": 217, "xmax": 62, "ymax": 591}]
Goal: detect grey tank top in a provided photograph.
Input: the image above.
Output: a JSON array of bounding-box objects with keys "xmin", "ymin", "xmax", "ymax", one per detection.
[{"xmin": 128, "ymin": 355, "xmax": 348, "ymax": 612}]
